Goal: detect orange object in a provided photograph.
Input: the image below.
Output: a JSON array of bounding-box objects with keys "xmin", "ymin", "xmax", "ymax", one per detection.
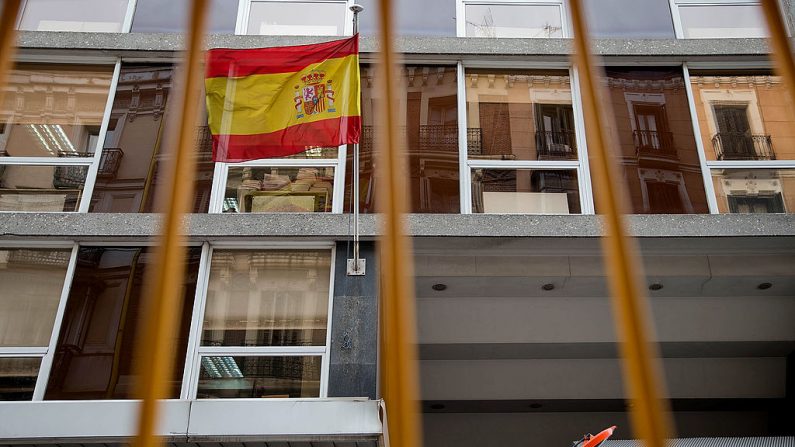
[{"xmin": 575, "ymin": 426, "xmax": 617, "ymax": 447}]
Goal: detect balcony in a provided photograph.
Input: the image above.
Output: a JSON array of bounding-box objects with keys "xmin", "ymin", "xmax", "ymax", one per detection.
[
  {"xmin": 633, "ymin": 130, "xmax": 678, "ymax": 159},
  {"xmin": 535, "ymin": 130, "xmax": 578, "ymax": 159},
  {"xmin": 360, "ymin": 125, "xmax": 483, "ymax": 156},
  {"xmin": 97, "ymin": 147, "xmax": 124, "ymax": 178},
  {"xmin": 712, "ymin": 132, "xmax": 776, "ymax": 160}
]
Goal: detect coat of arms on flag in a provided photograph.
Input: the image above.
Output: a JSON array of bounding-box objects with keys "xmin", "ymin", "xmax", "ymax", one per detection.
[{"xmin": 205, "ymin": 35, "xmax": 360, "ymax": 162}]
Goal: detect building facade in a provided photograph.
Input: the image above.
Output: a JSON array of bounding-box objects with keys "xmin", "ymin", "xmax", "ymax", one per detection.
[{"xmin": 1, "ymin": 0, "xmax": 795, "ymax": 446}]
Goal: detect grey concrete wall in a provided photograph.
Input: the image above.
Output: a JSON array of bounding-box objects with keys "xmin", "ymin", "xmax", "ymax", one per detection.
[{"xmin": 327, "ymin": 241, "xmax": 379, "ymax": 399}]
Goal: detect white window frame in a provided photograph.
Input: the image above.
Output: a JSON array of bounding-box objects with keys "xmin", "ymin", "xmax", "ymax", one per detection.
[
  {"xmin": 208, "ymin": 147, "xmax": 347, "ymax": 214},
  {"xmin": 0, "ymin": 58, "xmax": 120, "ymax": 214},
  {"xmin": 236, "ymin": 0, "xmax": 355, "ymax": 36},
  {"xmin": 0, "ymin": 242, "xmax": 78, "ymax": 401},
  {"xmin": 17, "ymin": 0, "xmax": 137, "ymax": 33},
  {"xmin": 682, "ymin": 62, "xmax": 795, "ymax": 214},
  {"xmin": 457, "ymin": 61, "xmax": 594, "ymax": 215},
  {"xmin": 181, "ymin": 242, "xmax": 337, "ymax": 400},
  {"xmin": 457, "ymin": 0, "xmax": 570, "ymax": 38},
  {"xmin": 669, "ymin": 0, "xmax": 770, "ymax": 39}
]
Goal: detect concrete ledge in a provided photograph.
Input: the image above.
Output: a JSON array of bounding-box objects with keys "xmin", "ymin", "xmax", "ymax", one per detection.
[
  {"xmin": 16, "ymin": 32, "xmax": 775, "ymax": 61},
  {"xmin": 0, "ymin": 213, "xmax": 794, "ymax": 241}
]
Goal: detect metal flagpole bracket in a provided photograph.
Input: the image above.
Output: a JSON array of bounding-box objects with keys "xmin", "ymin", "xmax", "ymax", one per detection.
[{"xmin": 347, "ymin": 3, "xmax": 365, "ymax": 277}]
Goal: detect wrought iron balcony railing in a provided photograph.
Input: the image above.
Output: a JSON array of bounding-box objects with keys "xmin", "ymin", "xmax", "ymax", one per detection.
[
  {"xmin": 360, "ymin": 125, "xmax": 484, "ymax": 156},
  {"xmin": 97, "ymin": 147, "xmax": 123, "ymax": 178},
  {"xmin": 535, "ymin": 130, "xmax": 578, "ymax": 159},
  {"xmin": 712, "ymin": 132, "xmax": 776, "ymax": 160},
  {"xmin": 633, "ymin": 130, "xmax": 677, "ymax": 158}
]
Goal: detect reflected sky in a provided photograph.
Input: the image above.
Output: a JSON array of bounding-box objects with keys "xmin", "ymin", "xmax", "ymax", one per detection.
[
  {"xmin": 584, "ymin": 0, "xmax": 675, "ymax": 39},
  {"xmin": 131, "ymin": 0, "xmax": 237, "ymax": 33},
  {"xmin": 356, "ymin": 0, "xmax": 456, "ymax": 36}
]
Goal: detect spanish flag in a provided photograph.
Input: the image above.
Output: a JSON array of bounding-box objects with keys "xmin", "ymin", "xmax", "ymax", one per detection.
[{"xmin": 205, "ymin": 36, "xmax": 361, "ymax": 162}]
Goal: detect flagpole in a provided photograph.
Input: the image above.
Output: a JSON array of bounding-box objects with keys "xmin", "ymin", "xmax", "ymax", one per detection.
[{"xmin": 348, "ymin": 4, "xmax": 365, "ymax": 276}]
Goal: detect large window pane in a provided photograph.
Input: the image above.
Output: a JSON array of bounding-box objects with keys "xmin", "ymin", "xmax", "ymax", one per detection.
[
  {"xmin": 17, "ymin": 0, "xmax": 129, "ymax": 32},
  {"xmin": 600, "ymin": 67, "xmax": 709, "ymax": 214},
  {"xmin": 0, "ymin": 249, "xmax": 70, "ymax": 347},
  {"xmin": 678, "ymin": 4, "xmax": 766, "ymax": 38},
  {"xmin": 203, "ymin": 250, "xmax": 331, "ymax": 347},
  {"xmin": 224, "ymin": 166, "xmax": 335, "ymax": 213},
  {"xmin": 584, "ymin": 0, "xmax": 675, "ymax": 38},
  {"xmin": 0, "ymin": 64, "xmax": 114, "ymax": 158},
  {"xmin": 345, "ymin": 65, "xmax": 460, "ymax": 213},
  {"xmin": 465, "ymin": 4, "xmax": 563, "ymax": 38},
  {"xmin": 0, "ymin": 358, "xmax": 41, "ymax": 401},
  {"xmin": 131, "ymin": 0, "xmax": 237, "ymax": 33},
  {"xmin": 247, "ymin": 1, "xmax": 346, "ymax": 36},
  {"xmin": 89, "ymin": 65, "xmax": 213, "ymax": 213},
  {"xmin": 45, "ymin": 247, "xmax": 201, "ymax": 399},
  {"xmin": 712, "ymin": 169, "xmax": 795, "ymax": 214},
  {"xmin": 689, "ymin": 71, "xmax": 795, "ymax": 161},
  {"xmin": 472, "ymin": 169, "xmax": 580, "ymax": 214},
  {"xmin": 466, "ymin": 69, "xmax": 577, "ymax": 161},
  {"xmin": 197, "ymin": 356, "xmax": 321, "ymax": 398},
  {"xmin": 356, "ymin": 0, "xmax": 456, "ymax": 36},
  {"xmin": 0, "ymin": 164, "xmax": 87, "ymax": 211}
]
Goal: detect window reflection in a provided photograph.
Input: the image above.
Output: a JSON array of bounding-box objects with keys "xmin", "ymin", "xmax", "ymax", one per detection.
[
  {"xmin": 0, "ymin": 249, "xmax": 71, "ymax": 347},
  {"xmin": 583, "ymin": 0, "xmax": 675, "ymax": 39},
  {"xmin": 678, "ymin": 4, "xmax": 766, "ymax": 38},
  {"xmin": 345, "ymin": 65, "xmax": 460, "ymax": 213},
  {"xmin": 0, "ymin": 165, "xmax": 87, "ymax": 211},
  {"xmin": 0, "ymin": 358, "xmax": 40, "ymax": 401},
  {"xmin": 712, "ymin": 169, "xmax": 794, "ymax": 214},
  {"xmin": 247, "ymin": 1, "xmax": 347, "ymax": 36},
  {"xmin": 131, "ymin": 0, "xmax": 237, "ymax": 33},
  {"xmin": 197, "ymin": 356, "xmax": 321, "ymax": 398},
  {"xmin": 0, "ymin": 64, "xmax": 114, "ymax": 158},
  {"xmin": 466, "ymin": 69, "xmax": 577, "ymax": 161},
  {"xmin": 17, "ymin": 0, "xmax": 129, "ymax": 32},
  {"xmin": 89, "ymin": 65, "xmax": 213, "ymax": 213},
  {"xmin": 465, "ymin": 4, "xmax": 563, "ymax": 38},
  {"xmin": 45, "ymin": 247, "xmax": 201, "ymax": 400},
  {"xmin": 600, "ymin": 68, "xmax": 709, "ymax": 214},
  {"xmin": 472, "ymin": 169, "xmax": 580, "ymax": 214},
  {"xmin": 356, "ymin": 0, "xmax": 456, "ymax": 36},
  {"xmin": 224, "ymin": 167, "xmax": 335, "ymax": 213}
]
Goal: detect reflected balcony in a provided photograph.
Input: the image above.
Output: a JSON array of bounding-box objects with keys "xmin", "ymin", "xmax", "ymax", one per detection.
[
  {"xmin": 97, "ymin": 148, "xmax": 124, "ymax": 178},
  {"xmin": 712, "ymin": 132, "xmax": 776, "ymax": 160},
  {"xmin": 633, "ymin": 130, "xmax": 678, "ymax": 159},
  {"xmin": 535, "ymin": 130, "xmax": 578, "ymax": 159}
]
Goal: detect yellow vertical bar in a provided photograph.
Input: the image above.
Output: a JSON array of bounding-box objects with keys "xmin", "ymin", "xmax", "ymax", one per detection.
[
  {"xmin": 131, "ymin": 1, "xmax": 208, "ymax": 447},
  {"xmin": 0, "ymin": 0, "xmax": 22, "ymax": 106},
  {"xmin": 569, "ymin": 1, "xmax": 672, "ymax": 446},
  {"xmin": 375, "ymin": 0, "xmax": 423, "ymax": 446},
  {"xmin": 761, "ymin": 0, "xmax": 795, "ymax": 109}
]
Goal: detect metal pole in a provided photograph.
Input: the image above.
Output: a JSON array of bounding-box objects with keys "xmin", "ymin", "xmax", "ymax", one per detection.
[
  {"xmin": 348, "ymin": 4, "xmax": 365, "ymax": 276},
  {"xmin": 131, "ymin": 1, "xmax": 209, "ymax": 447},
  {"xmin": 569, "ymin": 1, "xmax": 672, "ymax": 446}
]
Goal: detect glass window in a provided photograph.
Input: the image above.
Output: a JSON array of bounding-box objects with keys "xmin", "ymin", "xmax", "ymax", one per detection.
[
  {"xmin": 0, "ymin": 249, "xmax": 71, "ymax": 347},
  {"xmin": 131, "ymin": 0, "xmax": 237, "ymax": 33},
  {"xmin": 677, "ymin": 3, "xmax": 766, "ymax": 38},
  {"xmin": 17, "ymin": 0, "xmax": 129, "ymax": 32},
  {"xmin": 599, "ymin": 67, "xmax": 709, "ymax": 214},
  {"xmin": 203, "ymin": 250, "xmax": 331, "ymax": 347},
  {"xmin": 689, "ymin": 71, "xmax": 795, "ymax": 162},
  {"xmin": 712, "ymin": 169, "xmax": 794, "ymax": 213},
  {"xmin": 0, "ymin": 164, "xmax": 87, "ymax": 211},
  {"xmin": 197, "ymin": 355, "xmax": 321, "ymax": 398},
  {"xmin": 472, "ymin": 169, "xmax": 580, "ymax": 214},
  {"xmin": 0, "ymin": 358, "xmax": 40, "ymax": 401},
  {"xmin": 356, "ymin": 0, "xmax": 456, "ymax": 36},
  {"xmin": 464, "ymin": 4, "xmax": 564, "ymax": 38},
  {"xmin": 583, "ymin": 0, "xmax": 675, "ymax": 39},
  {"xmin": 345, "ymin": 65, "xmax": 460, "ymax": 214},
  {"xmin": 0, "ymin": 64, "xmax": 114, "ymax": 158},
  {"xmin": 89, "ymin": 65, "xmax": 213, "ymax": 213},
  {"xmin": 224, "ymin": 166, "xmax": 336, "ymax": 213},
  {"xmin": 466, "ymin": 69, "xmax": 577, "ymax": 161},
  {"xmin": 246, "ymin": 1, "xmax": 347, "ymax": 36},
  {"xmin": 45, "ymin": 247, "xmax": 201, "ymax": 400}
]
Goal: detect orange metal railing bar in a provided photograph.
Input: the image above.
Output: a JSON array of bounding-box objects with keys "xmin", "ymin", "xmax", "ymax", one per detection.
[
  {"xmin": 0, "ymin": 0, "xmax": 22, "ymax": 106},
  {"xmin": 569, "ymin": 1, "xmax": 673, "ymax": 446},
  {"xmin": 375, "ymin": 0, "xmax": 424, "ymax": 445},
  {"xmin": 130, "ymin": 1, "xmax": 208, "ymax": 447},
  {"xmin": 761, "ymin": 0, "xmax": 795, "ymax": 114}
]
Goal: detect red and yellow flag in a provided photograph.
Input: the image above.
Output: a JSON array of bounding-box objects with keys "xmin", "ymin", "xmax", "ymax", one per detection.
[{"xmin": 205, "ymin": 36, "xmax": 361, "ymax": 162}]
